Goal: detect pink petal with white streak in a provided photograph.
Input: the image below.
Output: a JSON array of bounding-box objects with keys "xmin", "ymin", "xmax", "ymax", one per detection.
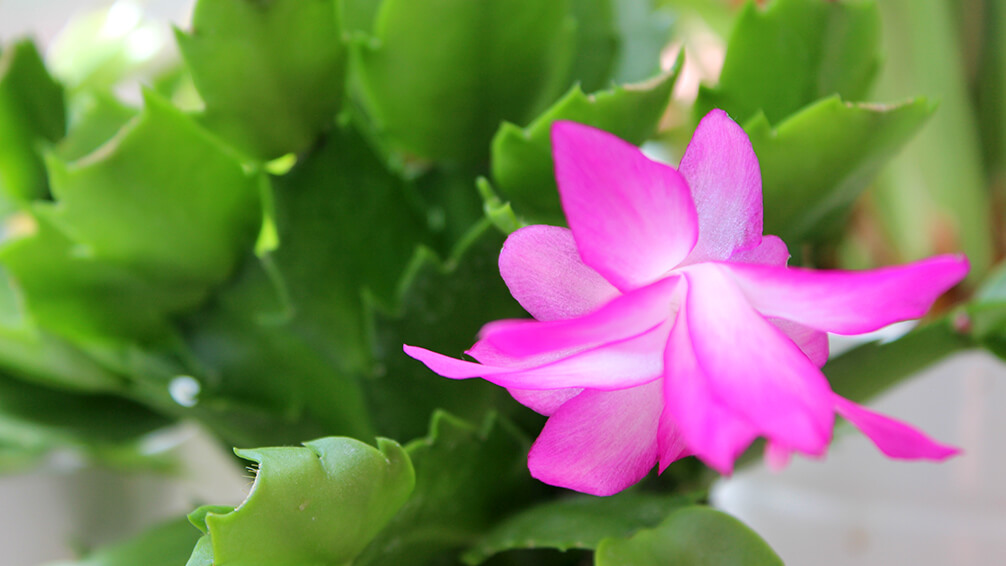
[
  {"xmin": 465, "ymin": 340, "xmax": 584, "ymax": 416},
  {"xmin": 403, "ymin": 320, "xmax": 670, "ymax": 390},
  {"xmin": 723, "ymin": 255, "xmax": 969, "ymax": 335},
  {"xmin": 528, "ymin": 380, "xmax": 663, "ymax": 496},
  {"xmin": 833, "ymin": 395, "xmax": 960, "ymax": 460},
  {"xmin": 679, "ymin": 109, "xmax": 763, "ymax": 263},
  {"xmin": 551, "ymin": 121, "xmax": 698, "ymax": 291},
  {"xmin": 682, "ymin": 266, "xmax": 835, "ymax": 455},
  {"xmin": 499, "ymin": 225, "xmax": 619, "ymax": 321},
  {"xmin": 480, "ymin": 276, "xmax": 679, "ymax": 357},
  {"xmin": 662, "ymin": 296, "xmax": 761, "ymax": 474}
]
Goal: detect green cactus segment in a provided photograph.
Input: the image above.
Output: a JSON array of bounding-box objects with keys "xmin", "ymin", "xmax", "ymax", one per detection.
[
  {"xmin": 352, "ymin": 0, "xmax": 576, "ymax": 164},
  {"xmin": 595, "ymin": 506, "xmax": 783, "ymax": 566},
  {"xmin": 0, "ymin": 91, "xmax": 261, "ymax": 342},
  {"xmin": 177, "ymin": 0, "xmax": 347, "ymax": 160},
  {"xmin": 0, "ymin": 39, "xmax": 66, "ymax": 209},
  {"xmin": 355, "ymin": 412, "xmax": 536, "ymax": 566},
  {"xmin": 463, "ymin": 491, "xmax": 703, "ymax": 564},
  {"xmin": 268, "ymin": 126, "xmax": 430, "ymax": 367},
  {"xmin": 179, "ymin": 123, "xmax": 430, "ymax": 444},
  {"xmin": 489, "ymin": 62, "xmax": 680, "ymax": 226},
  {"xmin": 365, "ymin": 225, "xmax": 530, "ymax": 441},
  {"xmin": 697, "ymin": 0, "xmax": 881, "ymax": 125},
  {"xmin": 751, "ymin": 96, "xmax": 933, "ymax": 246},
  {"xmin": 56, "ymin": 92, "xmax": 138, "ymax": 163},
  {"xmin": 190, "ymin": 437, "xmax": 414, "ymax": 566}
]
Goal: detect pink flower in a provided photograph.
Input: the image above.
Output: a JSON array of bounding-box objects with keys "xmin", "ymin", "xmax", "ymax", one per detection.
[{"xmin": 404, "ymin": 110, "xmax": 968, "ymax": 496}]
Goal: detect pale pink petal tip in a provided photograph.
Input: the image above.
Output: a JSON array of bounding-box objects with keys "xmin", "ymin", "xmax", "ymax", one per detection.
[
  {"xmin": 728, "ymin": 235, "xmax": 790, "ymax": 266},
  {"xmin": 402, "ymin": 344, "xmax": 492, "ymax": 379},
  {"xmin": 764, "ymin": 442, "xmax": 794, "ymax": 472},
  {"xmin": 834, "ymin": 396, "xmax": 961, "ymax": 460},
  {"xmin": 508, "ymin": 387, "xmax": 582, "ymax": 416},
  {"xmin": 498, "ymin": 225, "xmax": 618, "ymax": 321},
  {"xmin": 528, "ymin": 382, "xmax": 663, "ymax": 496},
  {"xmin": 479, "ymin": 276, "xmax": 677, "ymax": 358},
  {"xmin": 678, "ymin": 109, "xmax": 763, "ymax": 263}
]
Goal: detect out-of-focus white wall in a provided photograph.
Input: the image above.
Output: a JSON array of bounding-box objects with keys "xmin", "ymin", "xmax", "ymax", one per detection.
[
  {"xmin": 0, "ymin": 0, "xmax": 191, "ymax": 44},
  {"xmin": 715, "ymin": 349, "xmax": 1006, "ymax": 565}
]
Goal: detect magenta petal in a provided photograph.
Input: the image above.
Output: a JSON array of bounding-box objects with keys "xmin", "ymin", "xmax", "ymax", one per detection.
[
  {"xmin": 724, "ymin": 255, "xmax": 969, "ymax": 334},
  {"xmin": 470, "ymin": 341, "xmax": 584, "ymax": 415},
  {"xmin": 481, "ymin": 276, "xmax": 678, "ymax": 357},
  {"xmin": 683, "ymin": 266, "xmax": 834, "ymax": 455},
  {"xmin": 833, "ymin": 396, "xmax": 960, "ymax": 460},
  {"xmin": 499, "ymin": 225, "xmax": 619, "ymax": 321},
  {"xmin": 551, "ymin": 121, "xmax": 698, "ymax": 291},
  {"xmin": 679, "ymin": 109, "xmax": 763, "ymax": 263},
  {"xmin": 405, "ymin": 321, "xmax": 669, "ymax": 390},
  {"xmin": 656, "ymin": 408, "xmax": 690, "ymax": 473},
  {"xmin": 728, "ymin": 235, "xmax": 790, "ymax": 266},
  {"xmin": 508, "ymin": 387, "xmax": 583, "ymax": 416},
  {"xmin": 662, "ymin": 314, "xmax": 758, "ymax": 475},
  {"xmin": 469, "ymin": 342, "xmax": 584, "ymax": 415},
  {"xmin": 528, "ymin": 381, "xmax": 662, "ymax": 496}
]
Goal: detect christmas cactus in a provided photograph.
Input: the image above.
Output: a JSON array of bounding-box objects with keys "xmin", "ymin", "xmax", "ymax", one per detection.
[{"xmin": 1, "ymin": 0, "xmax": 1002, "ymax": 564}]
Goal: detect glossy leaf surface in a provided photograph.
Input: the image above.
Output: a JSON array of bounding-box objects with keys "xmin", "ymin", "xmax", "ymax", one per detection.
[
  {"xmin": 594, "ymin": 506, "xmax": 783, "ymax": 566},
  {"xmin": 464, "ymin": 492, "xmax": 701, "ymax": 564},
  {"xmin": 356, "ymin": 412, "xmax": 537, "ymax": 566}
]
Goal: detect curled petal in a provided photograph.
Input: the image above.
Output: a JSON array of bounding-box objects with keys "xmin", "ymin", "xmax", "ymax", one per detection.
[
  {"xmin": 673, "ymin": 266, "xmax": 834, "ymax": 462},
  {"xmin": 528, "ymin": 381, "xmax": 663, "ymax": 496},
  {"xmin": 480, "ymin": 276, "xmax": 679, "ymax": 357},
  {"xmin": 771, "ymin": 318, "xmax": 830, "ymax": 368},
  {"xmin": 403, "ymin": 320, "xmax": 670, "ymax": 391},
  {"xmin": 499, "ymin": 225, "xmax": 619, "ymax": 321},
  {"xmin": 552, "ymin": 121, "xmax": 698, "ymax": 291},
  {"xmin": 723, "ymin": 255, "xmax": 969, "ymax": 335},
  {"xmin": 728, "ymin": 235, "xmax": 790, "ymax": 266},
  {"xmin": 508, "ymin": 387, "xmax": 583, "ymax": 416},
  {"xmin": 833, "ymin": 396, "xmax": 960, "ymax": 460},
  {"xmin": 662, "ymin": 311, "xmax": 759, "ymax": 475},
  {"xmin": 679, "ymin": 109, "xmax": 763, "ymax": 263},
  {"xmin": 469, "ymin": 340, "xmax": 584, "ymax": 416}
]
